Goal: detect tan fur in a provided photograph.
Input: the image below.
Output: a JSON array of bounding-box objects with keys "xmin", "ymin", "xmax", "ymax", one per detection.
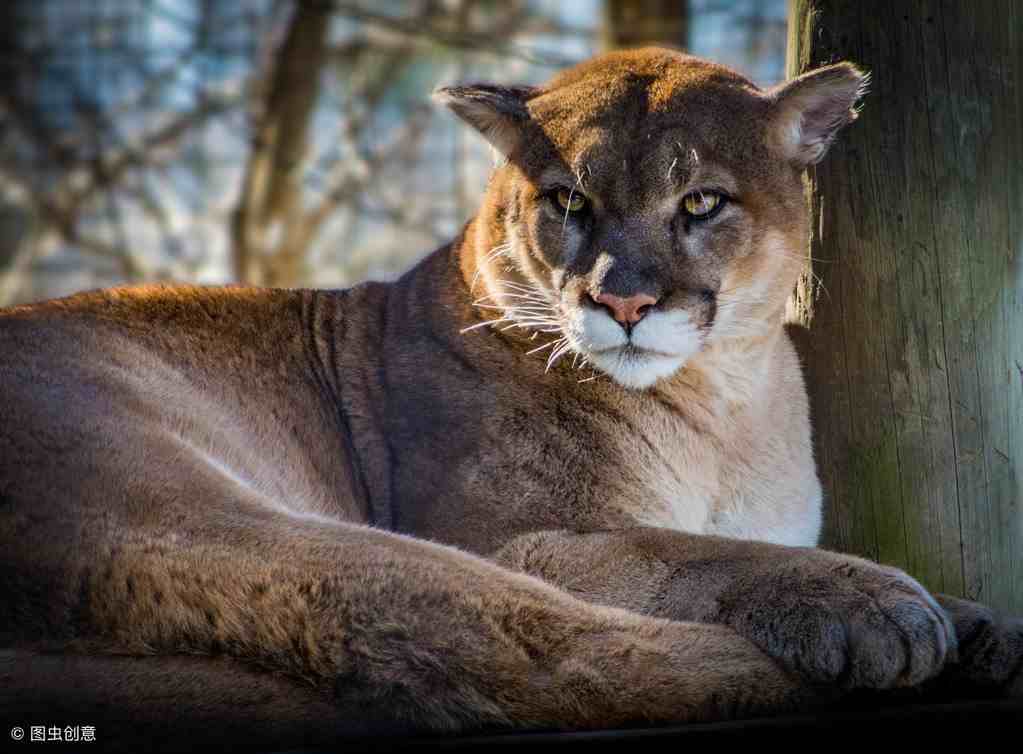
[{"xmin": 1, "ymin": 48, "xmax": 1020, "ymax": 752}]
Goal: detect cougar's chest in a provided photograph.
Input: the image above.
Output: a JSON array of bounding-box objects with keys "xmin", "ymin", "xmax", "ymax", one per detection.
[
  {"xmin": 604, "ymin": 389, "xmax": 818, "ymax": 546},
  {"xmin": 604, "ymin": 401, "xmax": 719, "ymax": 535}
]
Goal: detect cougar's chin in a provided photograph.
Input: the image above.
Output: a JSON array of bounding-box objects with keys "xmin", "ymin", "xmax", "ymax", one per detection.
[
  {"xmin": 564, "ymin": 307, "xmax": 703, "ymax": 389},
  {"xmin": 588, "ymin": 348, "xmax": 688, "ymax": 389}
]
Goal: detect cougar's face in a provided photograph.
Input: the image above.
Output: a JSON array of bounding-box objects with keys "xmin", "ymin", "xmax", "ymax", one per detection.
[
  {"xmin": 514, "ymin": 105, "xmax": 768, "ymax": 389},
  {"xmin": 515, "ymin": 159, "xmax": 736, "ymax": 389},
  {"xmin": 441, "ymin": 49, "xmax": 864, "ymax": 389}
]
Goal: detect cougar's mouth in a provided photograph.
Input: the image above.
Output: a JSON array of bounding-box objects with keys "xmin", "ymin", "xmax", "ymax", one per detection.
[{"xmin": 591, "ymin": 343, "xmax": 675, "ymax": 358}]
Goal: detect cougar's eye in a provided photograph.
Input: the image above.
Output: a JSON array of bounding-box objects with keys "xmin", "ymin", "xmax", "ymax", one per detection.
[
  {"xmin": 556, "ymin": 187, "xmax": 587, "ymax": 213},
  {"xmin": 682, "ymin": 191, "xmax": 724, "ymax": 219}
]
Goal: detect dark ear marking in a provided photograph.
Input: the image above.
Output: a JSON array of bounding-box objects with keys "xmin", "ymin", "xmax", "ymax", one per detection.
[
  {"xmin": 767, "ymin": 62, "xmax": 869, "ymax": 167},
  {"xmin": 432, "ymin": 83, "xmax": 541, "ymax": 158}
]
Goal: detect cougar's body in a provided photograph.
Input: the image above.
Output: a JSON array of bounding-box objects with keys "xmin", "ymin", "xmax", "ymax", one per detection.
[
  {"xmin": 2, "ymin": 49, "xmax": 1019, "ymax": 753},
  {"xmin": 0, "ymin": 239, "xmax": 814, "ymax": 567}
]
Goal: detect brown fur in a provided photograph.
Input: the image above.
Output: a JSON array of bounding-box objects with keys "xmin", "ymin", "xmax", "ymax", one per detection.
[{"xmin": 1, "ymin": 49, "xmax": 1020, "ymax": 752}]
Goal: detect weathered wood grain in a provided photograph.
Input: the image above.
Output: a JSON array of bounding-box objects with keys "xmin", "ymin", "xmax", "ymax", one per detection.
[{"xmin": 787, "ymin": 0, "xmax": 1023, "ymax": 612}]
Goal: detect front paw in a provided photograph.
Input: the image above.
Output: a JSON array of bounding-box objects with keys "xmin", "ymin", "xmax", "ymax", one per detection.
[
  {"xmin": 718, "ymin": 550, "xmax": 956, "ymax": 690},
  {"xmin": 928, "ymin": 594, "xmax": 1023, "ymax": 697}
]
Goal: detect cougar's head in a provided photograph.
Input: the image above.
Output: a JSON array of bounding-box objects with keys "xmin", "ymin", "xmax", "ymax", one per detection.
[{"xmin": 438, "ymin": 48, "xmax": 865, "ymax": 389}]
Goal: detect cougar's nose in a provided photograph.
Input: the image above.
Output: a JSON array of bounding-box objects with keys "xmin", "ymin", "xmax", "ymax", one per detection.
[{"xmin": 591, "ymin": 292, "xmax": 658, "ymax": 326}]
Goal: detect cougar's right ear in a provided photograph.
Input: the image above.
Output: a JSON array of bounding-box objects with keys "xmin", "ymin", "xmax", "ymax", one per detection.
[{"xmin": 433, "ymin": 84, "xmax": 540, "ymax": 160}]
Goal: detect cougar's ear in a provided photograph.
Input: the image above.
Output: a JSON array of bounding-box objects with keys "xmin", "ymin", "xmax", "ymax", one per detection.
[
  {"xmin": 767, "ymin": 62, "xmax": 868, "ymax": 167},
  {"xmin": 433, "ymin": 83, "xmax": 540, "ymax": 160}
]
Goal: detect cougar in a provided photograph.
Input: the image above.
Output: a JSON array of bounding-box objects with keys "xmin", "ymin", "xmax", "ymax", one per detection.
[{"xmin": 1, "ymin": 48, "xmax": 1020, "ymax": 752}]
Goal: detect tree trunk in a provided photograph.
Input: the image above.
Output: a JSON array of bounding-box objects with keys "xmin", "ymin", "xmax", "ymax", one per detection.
[
  {"xmin": 602, "ymin": 0, "xmax": 688, "ymax": 50},
  {"xmin": 787, "ymin": 0, "xmax": 1023, "ymax": 613},
  {"xmin": 231, "ymin": 0, "xmax": 330, "ymax": 287}
]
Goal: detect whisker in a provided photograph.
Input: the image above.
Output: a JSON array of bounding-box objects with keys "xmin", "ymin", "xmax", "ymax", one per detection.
[
  {"xmin": 545, "ymin": 340, "xmax": 575, "ymax": 372},
  {"xmin": 459, "ymin": 318, "xmax": 511, "ymax": 334},
  {"xmin": 463, "ymin": 274, "xmax": 570, "ymax": 360},
  {"xmin": 526, "ymin": 338, "xmax": 565, "ymax": 356},
  {"xmin": 718, "ymin": 297, "xmax": 774, "ymax": 304},
  {"xmin": 499, "ymin": 309, "xmax": 560, "ymax": 319},
  {"xmin": 560, "ymin": 171, "xmax": 585, "ymax": 239},
  {"xmin": 474, "ymin": 294, "xmax": 556, "ymax": 306},
  {"xmin": 469, "ymin": 243, "xmax": 513, "ymax": 293},
  {"xmin": 764, "ymin": 246, "xmax": 833, "ymax": 264},
  {"xmin": 513, "ymin": 324, "xmax": 562, "ymax": 332},
  {"xmin": 491, "ymin": 279, "xmax": 542, "ymax": 292},
  {"xmin": 507, "ymin": 319, "xmax": 561, "ymax": 327},
  {"xmin": 501, "ymin": 322, "xmax": 561, "ymax": 333},
  {"xmin": 477, "ymin": 289, "xmax": 546, "ymax": 298},
  {"xmin": 472, "ymin": 304, "xmax": 558, "ymax": 317},
  {"xmin": 496, "ymin": 293, "xmax": 554, "ymax": 304}
]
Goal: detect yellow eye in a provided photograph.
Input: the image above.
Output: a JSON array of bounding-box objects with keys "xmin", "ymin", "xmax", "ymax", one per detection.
[
  {"xmin": 556, "ymin": 188, "xmax": 587, "ymax": 212},
  {"xmin": 682, "ymin": 191, "xmax": 722, "ymax": 218}
]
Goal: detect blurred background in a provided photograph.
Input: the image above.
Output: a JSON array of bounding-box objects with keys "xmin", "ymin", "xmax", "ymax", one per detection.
[{"xmin": 0, "ymin": 0, "xmax": 787, "ymax": 306}]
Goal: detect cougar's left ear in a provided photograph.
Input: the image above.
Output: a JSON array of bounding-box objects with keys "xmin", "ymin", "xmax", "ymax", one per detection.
[
  {"xmin": 433, "ymin": 83, "xmax": 540, "ymax": 160},
  {"xmin": 767, "ymin": 62, "xmax": 868, "ymax": 167}
]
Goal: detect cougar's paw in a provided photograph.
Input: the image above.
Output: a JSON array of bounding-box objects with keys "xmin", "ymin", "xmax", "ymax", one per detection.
[
  {"xmin": 720, "ymin": 552, "xmax": 956, "ymax": 690},
  {"xmin": 931, "ymin": 595, "xmax": 1023, "ymax": 697}
]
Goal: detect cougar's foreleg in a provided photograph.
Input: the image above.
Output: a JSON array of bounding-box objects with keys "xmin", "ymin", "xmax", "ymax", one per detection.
[
  {"xmin": 4, "ymin": 514, "xmax": 811, "ymax": 748},
  {"xmin": 494, "ymin": 528, "xmax": 966, "ymax": 693},
  {"xmin": 926, "ymin": 594, "xmax": 1023, "ymax": 698}
]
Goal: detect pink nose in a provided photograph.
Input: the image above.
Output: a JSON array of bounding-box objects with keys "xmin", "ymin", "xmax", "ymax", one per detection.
[{"xmin": 592, "ymin": 292, "xmax": 658, "ymax": 325}]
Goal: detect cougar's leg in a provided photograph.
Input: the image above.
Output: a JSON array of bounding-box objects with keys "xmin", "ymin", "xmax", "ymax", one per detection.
[
  {"xmin": 494, "ymin": 528, "xmax": 957, "ymax": 691},
  {"xmin": 926, "ymin": 595, "xmax": 1023, "ymax": 697},
  {"xmin": 2, "ymin": 509, "xmax": 811, "ymax": 745},
  {"xmin": 0, "ymin": 401, "xmax": 808, "ymax": 741}
]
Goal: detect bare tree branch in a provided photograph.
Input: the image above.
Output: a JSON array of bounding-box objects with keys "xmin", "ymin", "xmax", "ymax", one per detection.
[{"xmin": 324, "ymin": 0, "xmax": 579, "ymax": 67}]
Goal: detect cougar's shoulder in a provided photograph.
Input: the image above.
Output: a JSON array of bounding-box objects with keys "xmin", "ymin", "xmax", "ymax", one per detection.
[{"xmin": 0, "ymin": 282, "xmax": 396, "ymax": 530}]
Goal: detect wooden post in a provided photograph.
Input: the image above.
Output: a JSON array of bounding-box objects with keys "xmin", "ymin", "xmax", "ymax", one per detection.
[{"xmin": 786, "ymin": 0, "xmax": 1023, "ymax": 612}]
